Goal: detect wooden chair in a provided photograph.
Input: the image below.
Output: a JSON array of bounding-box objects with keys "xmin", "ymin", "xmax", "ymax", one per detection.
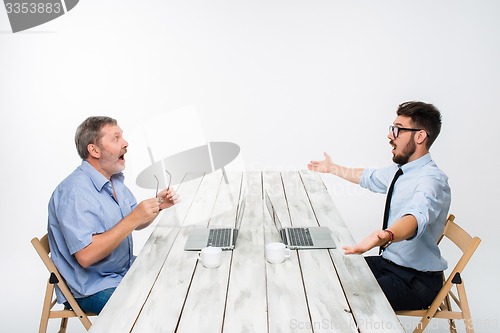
[
  {"xmin": 32, "ymin": 234, "xmax": 95, "ymax": 333},
  {"xmin": 396, "ymin": 214, "xmax": 481, "ymax": 333}
]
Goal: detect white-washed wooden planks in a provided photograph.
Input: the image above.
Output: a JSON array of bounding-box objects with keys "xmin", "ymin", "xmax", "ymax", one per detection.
[
  {"xmin": 175, "ymin": 172, "xmax": 243, "ymax": 332},
  {"xmin": 263, "ymin": 171, "xmax": 312, "ymax": 333},
  {"xmin": 91, "ymin": 171, "xmax": 404, "ymax": 333},
  {"xmin": 282, "ymin": 171, "xmax": 357, "ymax": 333},
  {"xmin": 299, "ymin": 170, "xmax": 404, "ymax": 333},
  {"xmin": 223, "ymin": 172, "xmax": 268, "ymax": 332}
]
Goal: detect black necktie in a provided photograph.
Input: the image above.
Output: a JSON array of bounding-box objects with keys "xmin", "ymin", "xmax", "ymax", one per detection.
[{"xmin": 380, "ymin": 168, "xmax": 403, "ymax": 253}]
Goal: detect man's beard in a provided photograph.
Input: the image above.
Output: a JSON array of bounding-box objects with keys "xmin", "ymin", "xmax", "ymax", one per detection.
[
  {"xmin": 100, "ymin": 149, "xmax": 126, "ymax": 175},
  {"xmin": 392, "ymin": 133, "xmax": 416, "ymax": 165}
]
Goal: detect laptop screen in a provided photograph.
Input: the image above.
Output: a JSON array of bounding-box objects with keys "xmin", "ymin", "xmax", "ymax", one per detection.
[
  {"xmin": 235, "ymin": 193, "xmax": 246, "ymax": 229},
  {"xmin": 264, "ymin": 192, "xmax": 284, "ymax": 231}
]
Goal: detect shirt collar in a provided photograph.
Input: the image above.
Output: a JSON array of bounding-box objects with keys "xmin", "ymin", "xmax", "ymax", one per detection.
[
  {"xmin": 79, "ymin": 160, "xmax": 124, "ymax": 192},
  {"xmin": 399, "ymin": 153, "xmax": 432, "ymax": 174}
]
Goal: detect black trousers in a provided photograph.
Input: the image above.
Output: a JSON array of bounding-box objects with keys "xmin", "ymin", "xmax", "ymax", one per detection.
[{"xmin": 365, "ymin": 256, "xmax": 443, "ymax": 311}]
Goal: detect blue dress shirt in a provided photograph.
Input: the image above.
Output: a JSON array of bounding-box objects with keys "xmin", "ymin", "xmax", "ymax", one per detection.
[
  {"xmin": 360, "ymin": 153, "xmax": 451, "ymax": 272},
  {"xmin": 48, "ymin": 161, "xmax": 137, "ymax": 303}
]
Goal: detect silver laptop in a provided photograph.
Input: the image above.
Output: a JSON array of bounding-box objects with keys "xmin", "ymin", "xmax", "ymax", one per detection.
[
  {"xmin": 184, "ymin": 195, "xmax": 246, "ymax": 251},
  {"xmin": 265, "ymin": 191, "xmax": 336, "ymax": 250}
]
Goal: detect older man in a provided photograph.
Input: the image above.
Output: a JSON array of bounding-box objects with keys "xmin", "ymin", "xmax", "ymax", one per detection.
[{"xmin": 48, "ymin": 116, "xmax": 179, "ymax": 314}]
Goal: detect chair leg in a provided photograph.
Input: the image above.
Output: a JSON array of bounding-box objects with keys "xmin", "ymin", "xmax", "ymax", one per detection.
[
  {"xmin": 79, "ymin": 315, "xmax": 93, "ymax": 330},
  {"xmin": 442, "ymin": 293, "xmax": 457, "ymax": 333},
  {"xmin": 58, "ymin": 317, "xmax": 69, "ymax": 333},
  {"xmin": 38, "ymin": 281, "xmax": 54, "ymax": 333},
  {"xmin": 413, "ymin": 302, "xmax": 441, "ymax": 333},
  {"xmin": 448, "ymin": 319, "xmax": 457, "ymax": 333},
  {"xmin": 457, "ymin": 283, "xmax": 474, "ymax": 333},
  {"xmin": 412, "ymin": 316, "xmax": 430, "ymax": 333}
]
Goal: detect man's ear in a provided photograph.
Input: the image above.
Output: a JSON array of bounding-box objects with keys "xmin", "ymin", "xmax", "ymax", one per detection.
[
  {"xmin": 415, "ymin": 130, "xmax": 427, "ymax": 145},
  {"xmin": 88, "ymin": 144, "xmax": 100, "ymax": 158}
]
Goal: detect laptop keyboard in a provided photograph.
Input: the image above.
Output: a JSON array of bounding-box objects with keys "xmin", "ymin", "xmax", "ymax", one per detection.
[
  {"xmin": 207, "ymin": 228, "xmax": 232, "ymax": 247},
  {"xmin": 288, "ymin": 228, "xmax": 314, "ymax": 247}
]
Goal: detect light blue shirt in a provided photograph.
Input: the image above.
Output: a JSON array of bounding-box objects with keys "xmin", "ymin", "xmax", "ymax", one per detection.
[
  {"xmin": 360, "ymin": 153, "xmax": 451, "ymax": 272},
  {"xmin": 48, "ymin": 161, "xmax": 137, "ymax": 303}
]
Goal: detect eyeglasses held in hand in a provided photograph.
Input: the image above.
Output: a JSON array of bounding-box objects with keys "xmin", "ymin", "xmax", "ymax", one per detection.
[{"xmin": 154, "ymin": 170, "xmax": 172, "ymax": 199}]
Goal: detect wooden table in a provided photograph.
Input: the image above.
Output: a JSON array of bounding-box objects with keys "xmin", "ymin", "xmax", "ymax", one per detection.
[{"xmin": 89, "ymin": 171, "xmax": 404, "ymax": 333}]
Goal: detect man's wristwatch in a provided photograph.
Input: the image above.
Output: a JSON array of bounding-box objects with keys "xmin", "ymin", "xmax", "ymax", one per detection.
[{"xmin": 382, "ymin": 229, "xmax": 394, "ymax": 249}]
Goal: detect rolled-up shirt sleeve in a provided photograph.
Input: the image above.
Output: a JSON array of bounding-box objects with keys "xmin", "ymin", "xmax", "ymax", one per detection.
[{"xmin": 360, "ymin": 166, "xmax": 399, "ymax": 194}]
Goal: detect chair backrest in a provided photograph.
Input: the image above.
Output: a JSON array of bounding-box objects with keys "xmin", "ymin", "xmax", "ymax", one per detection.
[
  {"xmin": 396, "ymin": 214, "xmax": 481, "ymax": 333},
  {"xmin": 32, "ymin": 235, "xmax": 60, "ymax": 280},
  {"xmin": 32, "ymin": 234, "xmax": 93, "ymax": 329},
  {"xmin": 440, "ymin": 214, "xmax": 481, "ymax": 283}
]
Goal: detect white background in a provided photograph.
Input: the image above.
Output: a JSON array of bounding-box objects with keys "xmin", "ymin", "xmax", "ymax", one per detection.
[{"xmin": 1, "ymin": 1, "xmax": 499, "ymax": 332}]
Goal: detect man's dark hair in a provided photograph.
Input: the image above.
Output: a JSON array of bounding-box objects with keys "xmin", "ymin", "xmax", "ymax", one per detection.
[
  {"xmin": 397, "ymin": 101, "xmax": 442, "ymax": 149},
  {"xmin": 75, "ymin": 116, "xmax": 117, "ymax": 160}
]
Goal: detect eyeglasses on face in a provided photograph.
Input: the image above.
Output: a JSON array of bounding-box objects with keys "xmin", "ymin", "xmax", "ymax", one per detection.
[
  {"xmin": 154, "ymin": 169, "xmax": 172, "ymax": 198},
  {"xmin": 389, "ymin": 125, "xmax": 424, "ymax": 139}
]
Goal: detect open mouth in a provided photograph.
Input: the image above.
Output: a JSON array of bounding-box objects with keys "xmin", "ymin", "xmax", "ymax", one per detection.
[{"xmin": 119, "ymin": 149, "xmax": 127, "ymax": 161}]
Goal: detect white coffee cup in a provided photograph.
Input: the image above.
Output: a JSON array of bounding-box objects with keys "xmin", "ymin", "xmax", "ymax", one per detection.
[
  {"xmin": 198, "ymin": 246, "xmax": 222, "ymax": 268},
  {"xmin": 265, "ymin": 242, "xmax": 291, "ymax": 264}
]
